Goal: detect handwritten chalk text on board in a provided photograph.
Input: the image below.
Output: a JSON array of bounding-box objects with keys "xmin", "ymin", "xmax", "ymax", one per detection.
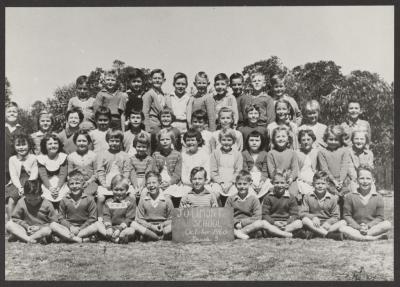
[{"xmin": 172, "ymin": 207, "xmax": 234, "ymax": 243}]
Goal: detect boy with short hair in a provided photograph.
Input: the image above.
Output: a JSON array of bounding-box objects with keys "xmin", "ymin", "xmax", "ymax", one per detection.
[
  {"xmin": 340, "ymin": 166, "xmax": 391, "ymax": 241},
  {"xmin": 98, "ymin": 174, "xmax": 137, "ymax": 243},
  {"xmin": 89, "ymin": 106, "xmax": 112, "ymax": 154},
  {"xmin": 93, "ymin": 70, "xmax": 128, "ymax": 130},
  {"xmin": 230, "ymin": 73, "xmax": 245, "ymax": 114},
  {"xmin": 225, "ymin": 170, "xmax": 263, "ymax": 240},
  {"xmin": 261, "ymin": 170, "xmax": 303, "ymax": 238},
  {"xmin": 165, "ymin": 72, "xmax": 191, "ymax": 133},
  {"xmin": 67, "ymin": 75, "xmax": 95, "ymax": 122},
  {"xmin": 142, "ymin": 69, "xmax": 167, "ymax": 134},
  {"xmin": 237, "ymin": 72, "xmax": 275, "ymax": 127},
  {"xmin": 180, "ymin": 167, "xmax": 219, "ymax": 208},
  {"xmin": 340, "ymin": 100, "xmax": 371, "ymax": 147},
  {"xmin": 6, "ymin": 180, "xmax": 57, "ymax": 243},
  {"xmin": 96, "ymin": 129, "xmax": 133, "ymax": 221},
  {"xmin": 300, "ymin": 171, "xmax": 346, "ymax": 239},
  {"xmin": 50, "ymin": 170, "xmax": 99, "ymax": 243},
  {"xmin": 5, "ymin": 101, "xmax": 24, "ymax": 183},
  {"xmin": 131, "ymin": 171, "xmax": 174, "ymax": 241},
  {"xmin": 187, "ymin": 72, "xmax": 217, "ymax": 131}
]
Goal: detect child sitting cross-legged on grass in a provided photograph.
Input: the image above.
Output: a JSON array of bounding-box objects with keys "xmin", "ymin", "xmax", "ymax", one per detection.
[
  {"xmin": 300, "ymin": 171, "xmax": 347, "ymax": 239},
  {"xmin": 339, "ymin": 165, "xmax": 391, "ymax": 241},
  {"xmin": 131, "ymin": 171, "xmax": 174, "ymax": 241},
  {"xmin": 261, "ymin": 170, "xmax": 303, "ymax": 238},
  {"xmin": 224, "ymin": 170, "xmax": 263, "ymax": 240},
  {"xmin": 98, "ymin": 175, "xmax": 137, "ymax": 244},
  {"xmin": 50, "ymin": 170, "xmax": 99, "ymax": 243},
  {"xmin": 6, "ymin": 180, "xmax": 57, "ymax": 244}
]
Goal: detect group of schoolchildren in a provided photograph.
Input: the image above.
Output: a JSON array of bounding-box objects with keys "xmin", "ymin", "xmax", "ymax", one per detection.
[{"xmin": 4, "ymin": 68, "xmax": 391, "ymax": 244}]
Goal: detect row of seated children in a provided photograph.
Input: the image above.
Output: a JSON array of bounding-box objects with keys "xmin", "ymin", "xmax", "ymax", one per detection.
[
  {"xmin": 6, "ymin": 165, "xmax": 390, "ymax": 244},
  {"xmin": 5, "ymin": 109, "xmax": 373, "ymax": 223}
]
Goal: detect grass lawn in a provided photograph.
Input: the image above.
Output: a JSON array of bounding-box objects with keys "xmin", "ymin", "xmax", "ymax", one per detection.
[{"xmin": 5, "ymin": 197, "xmax": 394, "ymax": 281}]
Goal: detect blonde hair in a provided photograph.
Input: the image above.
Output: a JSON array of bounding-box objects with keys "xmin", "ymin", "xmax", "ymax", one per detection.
[{"xmin": 218, "ymin": 128, "xmax": 237, "ymax": 144}]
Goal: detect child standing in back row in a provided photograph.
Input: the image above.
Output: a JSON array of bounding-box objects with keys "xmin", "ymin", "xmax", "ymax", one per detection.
[
  {"xmin": 340, "ymin": 100, "xmax": 371, "ymax": 147},
  {"xmin": 237, "ymin": 72, "xmax": 275, "ymax": 127},
  {"xmin": 230, "ymin": 73, "xmax": 245, "ymax": 115},
  {"xmin": 270, "ymin": 75, "xmax": 302, "ymax": 126},
  {"xmin": 165, "ymin": 72, "xmax": 190, "ymax": 134},
  {"xmin": 93, "ymin": 70, "xmax": 128, "ymax": 130},
  {"xmin": 67, "ymin": 75, "xmax": 95, "ymax": 122},
  {"xmin": 142, "ymin": 69, "xmax": 167, "ymax": 134},
  {"xmin": 186, "ymin": 72, "xmax": 217, "ymax": 131},
  {"xmin": 213, "ymin": 73, "xmax": 239, "ymax": 127},
  {"xmin": 119, "ymin": 68, "xmax": 147, "ymax": 130},
  {"xmin": 6, "ymin": 102, "xmax": 24, "ymax": 183}
]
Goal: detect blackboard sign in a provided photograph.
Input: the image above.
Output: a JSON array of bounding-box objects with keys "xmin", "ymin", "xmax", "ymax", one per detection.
[{"xmin": 171, "ymin": 207, "xmax": 234, "ymax": 243}]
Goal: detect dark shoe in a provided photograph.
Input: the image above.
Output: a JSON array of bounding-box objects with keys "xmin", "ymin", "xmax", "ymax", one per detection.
[
  {"xmin": 326, "ymin": 231, "xmax": 344, "ymax": 241},
  {"xmin": 89, "ymin": 234, "xmax": 98, "ymax": 243},
  {"xmin": 292, "ymin": 229, "xmax": 307, "ymax": 239},
  {"xmin": 119, "ymin": 236, "xmax": 129, "ymax": 244},
  {"xmin": 51, "ymin": 235, "xmax": 61, "ymax": 243}
]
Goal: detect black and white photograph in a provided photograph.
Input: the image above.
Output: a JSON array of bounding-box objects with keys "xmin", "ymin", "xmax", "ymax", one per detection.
[{"xmin": 4, "ymin": 4, "xmax": 395, "ymax": 281}]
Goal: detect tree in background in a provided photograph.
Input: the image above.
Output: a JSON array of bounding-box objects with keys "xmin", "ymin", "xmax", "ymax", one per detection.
[
  {"xmin": 5, "ymin": 77, "xmax": 12, "ymax": 104},
  {"xmin": 242, "ymin": 56, "xmax": 288, "ymax": 94},
  {"xmin": 243, "ymin": 56, "xmax": 393, "ymax": 189}
]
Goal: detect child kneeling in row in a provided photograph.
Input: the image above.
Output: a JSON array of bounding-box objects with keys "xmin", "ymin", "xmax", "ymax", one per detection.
[{"xmin": 50, "ymin": 170, "xmax": 99, "ymax": 243}]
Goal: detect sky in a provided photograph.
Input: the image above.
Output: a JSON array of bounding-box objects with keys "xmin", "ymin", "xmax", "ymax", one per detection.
[{"xmin": 6, "ymin": 6, "xmax": 394, "ymax": 108}]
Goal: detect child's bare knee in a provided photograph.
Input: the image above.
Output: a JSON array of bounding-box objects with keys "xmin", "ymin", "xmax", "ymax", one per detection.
[
  {"xmin": 42, "ymin": 226, "xmax": 52, "ymax": 235},
  {"xmin": 97, "ymin": 195, "xmax": 106, "ymax": 203}
]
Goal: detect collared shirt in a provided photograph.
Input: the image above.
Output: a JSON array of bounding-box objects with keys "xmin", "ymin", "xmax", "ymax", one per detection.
[
  {"xmin": 167, "ymin": 92, "xmax": 190, "ymax": 121},
  {"xmin": 104, "ymin": 196, "xmax": 136, "ymax": 227},
  {"xmin": 9, "ymin": 154, "xmax": 38, "ymax": 189},
  {"xmin": 181, "ymin": 148, "xmax": 211, "ymax": 185},
  {"xmin": 180, "ymin": 189, "xmax": 219, "ymax": 208},
  {"xmin": 352, "ymin": 187, "xmax": 378, "ymax": 205},
  {"xmin": 261, "ymin": 190, "xmax": 299, "ymax": 224},
  {"xmin": 341, "ymin": 119, "xmax": 371, "ymax": 146},
  {"xmin": 298, "ymin": 122, "xmax": 327, "ymax": 148},
  {"xmin": 59, "ymin": 193, "xmax": 97, "ymax": 229},
  {"xmin": 300, "ymin": 192, "xmax": 339, "ymax": 224},
  {"xmin": 6, "ymin": 123, "xmax": 21, "ymax": 134},
  {"xmin": 12, "ymin": 198, "xmax": 58, "ymax": 229},
  {"xmin": 343, "ymin": 188, "xmax": 384, "ymax": 229},
  {"xmin": 226, "ymin": 193, "xmax": 261, "ymax": 226},
  {"xmin": 136, "ymin": 192, "xmax": 173, "ymax": 225},
  {"xmin": 348, "ymin": 147, "xmax": 374, "ymax": 180},
  {"xmin": 94, "ymin": 88, "xmax": 128, "ymax": 116}
]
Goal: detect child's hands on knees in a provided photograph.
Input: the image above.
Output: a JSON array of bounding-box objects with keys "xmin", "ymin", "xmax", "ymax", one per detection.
[
  {"xmin": 234, "ymin": 222, "xmax": 242, "ymax": 230},
  {"xmin": 69, "ymin": 226, "xmax": 80, "ymax": 235},
  {"xmin": 360, "ymin": 223, "xmax": 369, "ymax": 235},
  {"xmin": 321, "ymin": 222, "xmax": 331, "ymax": 231},
  {"xmin": 106, "ymin": 227, "xmax": 114, "ymax": 238},
  {"xmin": 312, "ymin": 217, "xmax": 321, "ymax": 228},
  {"xmin": 50, "ymin": 186, "xmax": 60, "ymax": 199},
  {"xmin": 119, "ymin": 223, "xmax": 127, "ymax": 230},
  {"xmin": 27, "ymin": 225, "xmax": 40, "ymax": 235}
]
